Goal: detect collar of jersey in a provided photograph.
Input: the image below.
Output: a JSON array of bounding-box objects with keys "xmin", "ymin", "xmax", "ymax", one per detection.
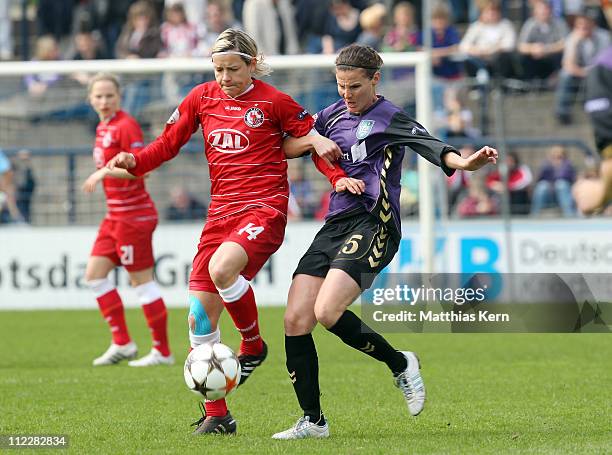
[{"xmin": 345, "ymin": 95, "xmax": 384, "ymax": 118}]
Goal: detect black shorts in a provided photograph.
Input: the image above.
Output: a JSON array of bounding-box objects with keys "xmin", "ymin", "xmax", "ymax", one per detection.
[{"xmin": 294, "ymin": 212, "xmax": 399, "ymax": 290}]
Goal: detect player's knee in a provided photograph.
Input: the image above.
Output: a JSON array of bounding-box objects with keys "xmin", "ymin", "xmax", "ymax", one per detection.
[
  {"xmin": 86, "ymin": 278, "xmax": 114, "ymax": 296},
  {"xmin": 314, "ymin": 303, "xmax": 339, "ymax": 329},
  {"xmin": 188, "ymin": 295, "xmax": 213, "ymax": 335},
  {"xmin": 208, "ymin": 261, "xmax": 238, "ymax": 289},
  {"xmin": 284, "ymin": 310, "xmax": 314, "ymax": 335}
]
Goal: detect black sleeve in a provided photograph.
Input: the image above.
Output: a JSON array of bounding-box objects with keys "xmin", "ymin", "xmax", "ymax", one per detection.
[{"xmin": 385, "ymin": 110, "xmax": 459, "ymax": 176}]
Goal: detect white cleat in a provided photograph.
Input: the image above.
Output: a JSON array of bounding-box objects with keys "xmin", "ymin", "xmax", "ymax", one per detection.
[
  {"xmin": 394, "ymin": 351, "xmax": 426, "ymax": 416},
  {"xmin": 92, "ymin": 342, "xmax": 138, "ymax": 366},
  {"xmin": 272, "ymin": 416, "xmax": 329, "ymax": 440},
  {"xmin": 128, "ymin": 348, "xmax": 175, "ymax": 367}
]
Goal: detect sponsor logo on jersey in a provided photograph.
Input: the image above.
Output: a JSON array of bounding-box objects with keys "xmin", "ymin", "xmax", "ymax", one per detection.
[
  {"xmin": 207, "ymin": 128, "xmax": 250, "ymax": 153},
  {"xmin": 225, "ymin": 105, "xmax": 242, "ymax": 111},
  {"xmin": 297, "ymin": 109, "xmax": 309, "ymax": 120},
  {"xmin": 167, "ymin": 108, "xmax": 180, "ymax": 124},
  {"xmin": 244, "ymin": 107, "xmax": 265, "ymax": 128},
  {"xmin": 356, "ymin": 120, "xmax": 375, "ymax": 140},
  {"xmin": 410, "ymin": 126, "xmax": 426, "ymax": 135},
  {"xmin": 102, "ymin": 131, "xmax": 113, "ymax": 148}
]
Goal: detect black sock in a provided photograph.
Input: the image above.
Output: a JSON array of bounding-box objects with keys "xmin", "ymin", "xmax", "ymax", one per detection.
[
  {"xmin": 285, "ymin": 334, "xmax": 323, "ymax": 423},
  {"xmin": 328, "ymin": 310, "xmax": 407, "ymax": 375}
]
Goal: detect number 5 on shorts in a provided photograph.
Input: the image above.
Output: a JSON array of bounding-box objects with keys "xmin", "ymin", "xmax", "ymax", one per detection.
[{"xmin": 238, "ymin": 223, "xmax": 265, "ymax": 240}]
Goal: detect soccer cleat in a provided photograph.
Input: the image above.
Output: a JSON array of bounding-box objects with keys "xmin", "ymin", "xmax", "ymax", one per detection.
[
  {"xmin": 272, "ymin": 416, "xmax": 329, "ymax": 440},
  {"xmin": 191, "ymin": 403, "xmax": 236, "ymax": 435},
  {"xmin": 237, "ymin": 341, "xmax": 268, "ymax": 386},
  {"xmin": 92, "ymin": 341, "xmax": 138, "ymax": 366},
  {"xmin": 394, "ymin": 351, "xmax": 426, "ymax": 416},
  {"xmin": 128, "ymin": 348, "xmax": 174, "ymax": 367}
]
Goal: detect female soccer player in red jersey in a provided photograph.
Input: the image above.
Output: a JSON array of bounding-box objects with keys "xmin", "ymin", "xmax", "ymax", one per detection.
[
  {"xmin": 82, "ymin": 73, "xmax": 173, "ymax": 368},
  {"xmin": 108, "ymin": 29, "xmax": 362, "ymax": 434}
]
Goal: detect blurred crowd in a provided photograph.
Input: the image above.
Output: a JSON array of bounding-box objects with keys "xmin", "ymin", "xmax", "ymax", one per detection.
[{"xmin": 0, "ymin": 0, "xmax": 611, "ymax": 223}]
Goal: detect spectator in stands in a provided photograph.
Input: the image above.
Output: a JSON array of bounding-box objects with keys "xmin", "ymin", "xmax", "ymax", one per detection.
[
  {"xmin": 459, "ymin": 0, "xmax": 517, "ymax": 81},
  {"xmin": 554, "ymin": 10, "xmax": 610, "ymax": 124},
  {"xmin": 486, "ymin": 151, "xmax": 533, "ymax": 215},
  {"xmin": 400, "ymin": 159, "xmax": 419, "ymax": 217},
  {"xmin": 573, "ymin": 44, "xmax": 612, "ymax": 214},
  {"xmin": 517, "ymin": 0, "xmax": 568, "ymax": 81},
  {"xmin": 321, "ymin": 0, "xmax": 362, "ymax": 54},
  {"xmin": 438, "ymin": 88, "xmax": 480, "ymax": 140},
  {"xmin": 356, "ymin": 3, "xmax": 387, "ymax": 51},
  {"xmin": 24, "ymin": 36, "xmax": 62, "ymax": 97},
  {"xmin": 0, "ymin": 149, "xmax": 24, "ymax": 223},
  {"xmin": 11, "ymin": 149, "xmax": 36, "ymax": 223},
  {"xmin": 71, "ymin": 29, "xmax": 108, "ymax": 60},
  {"xmin": 418, "ymin": 1, "xmax": 462, "ymax": 81},
  {"xmin": 530, "ymin": 146, "xmax": 576, "ymax": 216},
  {"xmin": 165, "ymin": 185, "xmax": 207, "ymax": 221},
  {"xmin": 95, "ymin": 0, "xmax": 135, "ymax": 59},
  {"xmin": 165, "ymin": 0, "xmax": 207, "ymax": 27},
  {"xmin": 447, "ymin": 144, "xmax": 475, "ymax": 210},
  {"xmin": 115, "ymin": 1, "xmax": 162, "ymax": 59},
  {"xmin": 455, "ymin": 176, "xmax": 499, "ymax": 217},
  {"xmin": 36, "ymin": 0, "xmax": 74, "ymax": 49},
  {"xmin": 195, "ymin": 0, "xmax": 241, "ymax": 57},
  {"xmin": 159, "ymin": 3, "xmax": 197, "ymax": 58},
  {"xmin": 294, "ymin": 0, "xmax": 332, "ymax": 54},
  {"xmin": 288, "ymin": 160, "xmax": 317, "ymax": 219},
  {"xmin": 0, "ymin": 0, "xmax": 12, "ymax": 60},
  {"xmin": 242, "ymin": 0, "xmax": 300, "ymax": 55},
  {"xmin": 382, "ymin": 2, "xmax": 418, "ymax": 53}
]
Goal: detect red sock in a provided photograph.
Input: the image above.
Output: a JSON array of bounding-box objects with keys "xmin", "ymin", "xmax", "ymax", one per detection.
[
  {"xmin": 142, "ymin": 298, "xmax": 170, "ymax": 356},
  {"xmin": 97, "ymin": 289, "xmax": 130, "ymax": 345},
  {"xmin": 204, "ymin": 399, "xmax": 228, "ymax": 417},
  {"xmin": 223, "ymin": 285, "xmax": 264, "ymax": 356}
]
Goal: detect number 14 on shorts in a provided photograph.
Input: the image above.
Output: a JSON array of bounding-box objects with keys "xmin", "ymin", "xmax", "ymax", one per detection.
[{"xmin": 238, "ymin": 223, "xmax": 264, "ymax": 240}]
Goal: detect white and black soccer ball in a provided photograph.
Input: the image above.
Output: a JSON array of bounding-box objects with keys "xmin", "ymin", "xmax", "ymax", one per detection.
[{"xmin": 184, "ymin": 343, "xmax": 241, "ymax": 401}]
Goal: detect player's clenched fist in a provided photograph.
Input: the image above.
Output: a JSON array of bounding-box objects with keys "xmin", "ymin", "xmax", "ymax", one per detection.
[{"xmin": 107, "ymin": 152, "xmax": 136, "ymax": 170}]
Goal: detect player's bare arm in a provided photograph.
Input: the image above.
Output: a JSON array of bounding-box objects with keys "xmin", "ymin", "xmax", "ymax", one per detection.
[
  {"xmin": 443, "ymin": 146, "xmax": 498, "ymax": 171},
  {"xmin": 82, "ymin": 166, "xmax": 138, "ymax": 193},
  {"xmin": 106, "ymin": 152, "xmax": 136, "ymax": 170},
  {"xmin": 283, "ymin": 133, "xmax": 342, "ymax": 168}
]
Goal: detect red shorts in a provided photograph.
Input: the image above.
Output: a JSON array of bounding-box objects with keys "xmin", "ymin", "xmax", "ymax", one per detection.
[
  {"xmin": 91, "ymin": 218, "xmax": 157, "ymax": 272},
  {"xmin": 189, "ymin": 207, "xmax": 287, "ymax": 293}
]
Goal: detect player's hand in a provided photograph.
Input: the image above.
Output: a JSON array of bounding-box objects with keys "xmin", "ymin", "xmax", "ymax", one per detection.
[
  {"xmin": 463, "ymin": 146, "xmax": 498, "ymax": 171},
  {"xmin": 312, "ymin": 136, "xmax": 342, "ymax": 169},
  {"xmin": 335, "ymin": 177, "xmax": 365, "ymax": 194},
  {"xmin": 82, "ymin": 169, "xmax": 107, "ymax": 193},
  {"xmin": 107, "ymin": 152, "xmax": 136, "ymax": 170}
]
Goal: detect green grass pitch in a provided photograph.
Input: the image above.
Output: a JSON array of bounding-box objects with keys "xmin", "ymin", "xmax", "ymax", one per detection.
[{"xmin": 0, "ymin": 307, "xmax": 610, "ymax": 454}]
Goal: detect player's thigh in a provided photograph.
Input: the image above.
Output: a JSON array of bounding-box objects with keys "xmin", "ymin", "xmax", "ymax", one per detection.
[
  {"xmin": 314, "ymin": 269, "xmax": 362, "ymax": 329},
  {"xmin": 189, "ymin": 289, "xmax": 224, "ymax": 331},
  {"xmin": 225, "ymin": 207, "xmax": 287, "ymax": 281},
  {"xmin": 115, "ymin": 220, "xmax": 157, "ymax": 272},
  {"xmin": 85, "ymin": 255, "xmax": 117, "ymax": 281},
  {"xmin": 208, "ymin": 241, "xmax": 249, "ymax": 288},
  {"xmin": 330, "ymin": 215, "xmax": 399, "ymax": 290},
  {"xmin": 89, "ymin": 219, "xmax": 120, "ymax": 272},
  {"xmin": 285, "ymin": 274, "xmax": 323, "ymax": 336}
]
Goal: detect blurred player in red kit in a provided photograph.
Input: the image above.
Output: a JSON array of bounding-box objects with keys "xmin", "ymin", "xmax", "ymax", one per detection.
[
  {"xmin": 108, "ymin": 29, "xmax": 361, "ymax": 434},
  {"xmin": 82, "ymin": 73, "xmax": 173, "ymax": 368}
]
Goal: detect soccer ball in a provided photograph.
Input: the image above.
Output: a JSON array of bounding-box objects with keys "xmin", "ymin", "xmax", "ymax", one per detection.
[{"xmin": 184, "ymin": 343, "xmax": 241, "ymax": 401}]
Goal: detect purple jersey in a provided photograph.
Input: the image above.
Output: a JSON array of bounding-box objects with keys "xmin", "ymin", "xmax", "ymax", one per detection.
[{"xmin": 314, "ymin": 97, "xmax": 458, "ymax": 239}]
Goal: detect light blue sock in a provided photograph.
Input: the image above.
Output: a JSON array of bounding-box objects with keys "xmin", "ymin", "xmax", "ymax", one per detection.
[{"xmin": 189, "ymin": 295, "xmax": 211, "ymax": 336}]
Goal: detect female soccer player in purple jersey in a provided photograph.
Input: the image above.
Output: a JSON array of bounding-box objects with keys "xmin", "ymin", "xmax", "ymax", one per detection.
[{"xmin": 274, "ymin": 44, "xmax": 498, "ymax": 439}]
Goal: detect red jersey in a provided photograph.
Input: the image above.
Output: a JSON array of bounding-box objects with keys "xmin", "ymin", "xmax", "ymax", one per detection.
[
  {"xmin": 130, "ymin": 79, "xmax": 315, "ymax": 221},
  {"xmin": 93, "ymin": 110, "xmax": 157, "ymax": 222}
]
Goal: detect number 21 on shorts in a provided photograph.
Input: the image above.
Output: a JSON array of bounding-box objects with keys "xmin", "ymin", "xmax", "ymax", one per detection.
[{"xmin": 238, "ymin": 223, "xmax": 264, "ymax": 240}]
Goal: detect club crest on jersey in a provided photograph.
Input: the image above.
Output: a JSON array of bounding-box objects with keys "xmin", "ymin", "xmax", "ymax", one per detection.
[
  {"xmin": 356, "ymin": 120, "xmax": 375, "ymax": 140},
  {"xmin": 207, "ymin": 128, "xmax": 250, "ymax": 153},
  {"xmin": 102, "ymin": 131, "xmax": 113, "ymax": 148},
  {"xmin": 244, "ymin": 107, "xmax": 265, "ymax": 128},
  {"xmin": 167, "ymin": 108, "xmax": 180, "ymax": 124}
]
